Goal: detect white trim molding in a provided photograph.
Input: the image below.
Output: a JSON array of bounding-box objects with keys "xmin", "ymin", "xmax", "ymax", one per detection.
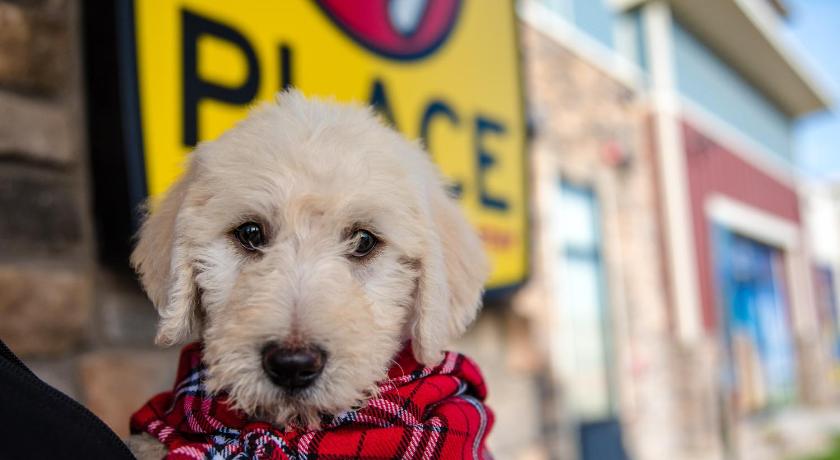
[
  {"xmin": 705, "ymin": 194, "xmax": 799, "ymax": 249},
  {"xmin": 705, "ymin": 194, "xmax": 817, "ymax": 336},
  {"xmin": 517, "ymin": 0, "xmax": 644, "ymax": 90},
  {"xmin": 644, "ymin": 1, "xmax": 702, "ymax": 343},
  {"xmin": 678, "ymin": 96, "xmax": 799, "ymax": 187}
]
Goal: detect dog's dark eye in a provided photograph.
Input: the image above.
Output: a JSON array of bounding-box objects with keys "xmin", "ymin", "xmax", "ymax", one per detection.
[
  {"xmin": 233, "ymin": 222, "xmax": 265, "ymax": 251},
  {"xmin": 350, "ymin": 229, "xmax": 378, "ymax": 257}
]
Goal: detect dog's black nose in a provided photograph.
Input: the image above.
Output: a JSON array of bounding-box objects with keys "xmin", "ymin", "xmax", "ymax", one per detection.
[{"xmin": 261, "ymin": 343, "xmax": 327, "ymax": 390}]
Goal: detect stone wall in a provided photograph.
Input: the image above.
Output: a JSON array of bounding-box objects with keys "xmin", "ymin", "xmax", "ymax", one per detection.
[
  {"xmin": 0, "ymin": 0, "xmax": 179, "ymax": 439},
  {"xmin": 454, "ymin": 309, "xmax": 555, "ymax": 460},
  {"xmin": 0, "ymin": 0, "xmax": 90, "ymax": 355},
  {"xmin": 517, "ymin": 23, "xmax": 715, "ymax": 460}
]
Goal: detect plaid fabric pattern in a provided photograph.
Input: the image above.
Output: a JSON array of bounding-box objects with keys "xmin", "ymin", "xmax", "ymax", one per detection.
[{"xmin": 130, "ymin": 343, "xmax": 493, "ymax": 459}]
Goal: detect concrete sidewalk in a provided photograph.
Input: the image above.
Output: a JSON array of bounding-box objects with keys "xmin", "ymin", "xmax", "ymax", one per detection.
[{"xmin": 738, "ymin": 406, "xmax": 840, "ymax": 460}]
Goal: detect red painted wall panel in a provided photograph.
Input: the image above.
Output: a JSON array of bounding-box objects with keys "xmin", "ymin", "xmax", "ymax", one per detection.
[{"xmin": 682, "ymin": 121, "xmax": 800, "ymax": 331}]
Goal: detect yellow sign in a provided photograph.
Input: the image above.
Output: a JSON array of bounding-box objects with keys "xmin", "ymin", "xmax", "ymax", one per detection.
[{"xmin": 127, "ymin": 0, "xmax": 527, "ymax": 290}]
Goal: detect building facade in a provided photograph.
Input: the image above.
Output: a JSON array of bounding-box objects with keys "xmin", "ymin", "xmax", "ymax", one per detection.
[{"xmin": 507, "ymin": 0, "xmax": 839, "ymax": 459}]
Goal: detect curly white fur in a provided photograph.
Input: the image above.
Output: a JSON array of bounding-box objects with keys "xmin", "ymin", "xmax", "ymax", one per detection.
[{"xmin": 128, "ymin": 91, "xmax": 489, "ymax": 454}]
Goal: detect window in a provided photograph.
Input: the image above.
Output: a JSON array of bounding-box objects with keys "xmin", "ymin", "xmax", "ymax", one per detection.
[{"xmin": 550, "ymin": 182, "xmax": 615, "ymax": 420}]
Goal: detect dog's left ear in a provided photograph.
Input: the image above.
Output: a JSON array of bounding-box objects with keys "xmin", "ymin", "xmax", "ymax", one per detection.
[{"xmin": 411, "ymin": 179, "xmax": 490, "ymax": 365}]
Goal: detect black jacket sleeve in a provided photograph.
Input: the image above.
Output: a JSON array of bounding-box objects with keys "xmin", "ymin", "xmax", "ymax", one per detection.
[{"xmin": 0, "ymin": 338, "xmax": 135, "ymax": 460}]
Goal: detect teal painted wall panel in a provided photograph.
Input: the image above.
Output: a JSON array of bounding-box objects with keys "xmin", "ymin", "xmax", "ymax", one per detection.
[
  {"xmin": 572, "ymin": 0, "xmax": 615, "ymax": 48},
  {"xmin": 672, "ymin": 21, "xmax": 793, "ymax": 160},
  {"xmin": 538, "ymin": 0, "xmax": 616, "ymax": 49}
]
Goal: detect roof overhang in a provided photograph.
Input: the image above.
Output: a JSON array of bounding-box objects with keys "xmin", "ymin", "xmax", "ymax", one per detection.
[
  {"xmin": 613, "ymin": 0, "xmax": 832, "ymax": 117},
  {"xmin": 766, "ymin": 0, "xmax": 789, "ymax": 18}
]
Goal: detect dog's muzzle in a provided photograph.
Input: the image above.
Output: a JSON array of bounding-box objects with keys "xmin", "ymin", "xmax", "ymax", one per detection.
[{"xmin": 261, "ymin": 343, "xmax": 327, "ymax": 391}]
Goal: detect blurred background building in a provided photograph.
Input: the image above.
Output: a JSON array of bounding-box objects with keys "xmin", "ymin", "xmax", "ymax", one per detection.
[{"xmin": 0, "ymin": 1, "xmax": 839, "ymax": 459}]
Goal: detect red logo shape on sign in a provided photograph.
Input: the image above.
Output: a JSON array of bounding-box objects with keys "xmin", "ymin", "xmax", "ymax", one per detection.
[{"xmin": 315, "ymin": 0, "xmax": 462, "ymax": 60}]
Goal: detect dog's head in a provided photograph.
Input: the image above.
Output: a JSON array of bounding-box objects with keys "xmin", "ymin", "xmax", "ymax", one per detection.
[{"xmin": 131, "ymin": 91, "xmax": 489, "ymax": 427}]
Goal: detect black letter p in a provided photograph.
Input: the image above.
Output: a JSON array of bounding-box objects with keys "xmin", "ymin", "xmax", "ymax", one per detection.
[{"xmin": 182, "ymin": 10, "xmax": 260, "ymax": 146}]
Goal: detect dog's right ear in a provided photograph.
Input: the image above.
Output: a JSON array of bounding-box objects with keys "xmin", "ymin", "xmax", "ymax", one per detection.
[{"xmin": 131, "ymin": 166, "xmax": 200, "ymax": 346}]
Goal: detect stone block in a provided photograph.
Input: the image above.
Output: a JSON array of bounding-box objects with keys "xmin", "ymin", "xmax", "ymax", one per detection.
[
  {"xmin": 0, "ymin": 163, "xmax": 85, "ymax": 257},
  {"xmin": 94, "ymin": 271, "xmax": 159, "ymax": 346},
  {"xmin": 456, "ymin": 314, "xmax": 548, "ymax": 458},
  {"xmin": 0, "ymin": 90, "xmax": 72, "ymax": 164},
  {"xmin": 79, "ymin": 348, "xmax": 179, "ymax": 438},
  {"xmin": 0, "ymin": 264, "xmax": 92, "ymax": 356},
  {"xmin": 0, "ymin": 0, "xmax": 69, "ymax": 94}
]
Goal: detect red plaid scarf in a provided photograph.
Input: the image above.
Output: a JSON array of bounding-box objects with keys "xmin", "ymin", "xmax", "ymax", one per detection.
[{"xmin": 130, "ymin": 343, "xmax": 493, "ymax": 459}]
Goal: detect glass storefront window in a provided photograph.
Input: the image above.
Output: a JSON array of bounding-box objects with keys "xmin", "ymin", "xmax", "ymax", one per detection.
[{"xmin": 713, "ymin": 227, "xmax": 797, "ymax": 413}]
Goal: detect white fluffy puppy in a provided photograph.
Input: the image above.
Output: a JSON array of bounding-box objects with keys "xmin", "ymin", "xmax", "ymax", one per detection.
[{"xmin": 128, "ymin": 90, "xmax": 489, "ymax": 454}]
